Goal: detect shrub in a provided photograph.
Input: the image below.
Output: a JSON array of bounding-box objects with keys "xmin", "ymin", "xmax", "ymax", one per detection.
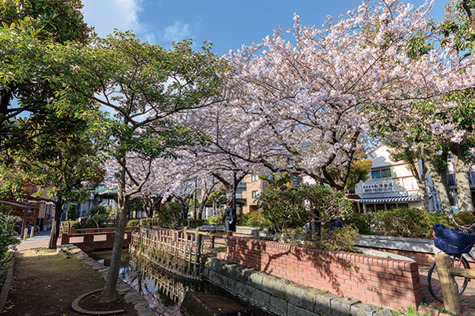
[
  {"xmin": 159, "ymin": 202, "xmax": 183, "ymax": 228},
  {"xmin": 0, "ymin": 206, "xmax": 20, "ymax": 263},
  {"xmin": 238, "ymin": 211, "xmax": 271, "ymax": 228},
  {"xmin": 68, "ymin": 220, "xmax": 80, "ymax": 229},
  {"xmin": 88, "ymin": 205, "xmax": 107, "ymax": 216},
  {"xmin": 344, "ymin": 211, "xmax": 373, "ymax": 235},
  {"xmin": 303, "ymin": 224, "xmax": 359, "ymax": 252},
  {"xmin": 257, "ymin": 186, "xmax": 309, "ymax": 234},
  {"xmin": 256, "ymin": 184, "xmax": 352, "ymax": 242},
  {"xmin": 206, "ymin": 216, "xmax": 221, "ymax": 224},
  {"xmin": 371, "ymin": 208, "xmax": 452, "ymax": 239},
  {"xmin": 126, "ymin": 219, "xmax": 140, "ymax": 227},
  {"xmin": 66, "ymin": 203, "xmax": 77, "ymax": 220},
  {"xmin": 299, "ymin": 184, "xmax": 352, "ymax": 227}
]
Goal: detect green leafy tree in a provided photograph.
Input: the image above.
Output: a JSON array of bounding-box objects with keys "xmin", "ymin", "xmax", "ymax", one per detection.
[
  {"xmin": 0, "ymin": 0, "xmax": 92, "ymax": 151},
  {"xmin": 87, "ymin": 205, "xmax": 109, "ymax": 228},
  {"xmin": 0, "ymin": 117, "xmax": 105, "ymax": 249},
  {"xmin": 66, "ymin": 203, "xmax": 77, "ymax": 220},
  {"xmin": 51, "ymin": 32, "xmax": 227, "ymax": 301},
  {"xmin": 346, "ymin": 159, "xmax": 372, "ymax": 191}
]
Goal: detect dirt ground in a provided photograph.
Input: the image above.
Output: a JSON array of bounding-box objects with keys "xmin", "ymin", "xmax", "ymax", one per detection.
[{"xmin": 1, "ymin": 249, "xmax": 139, "ymax": 316}]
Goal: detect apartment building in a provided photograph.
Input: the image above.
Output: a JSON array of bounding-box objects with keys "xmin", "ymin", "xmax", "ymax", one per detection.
[{"xmin": 239, "ymin": 174, "xmax": 268, "ymax": 214}]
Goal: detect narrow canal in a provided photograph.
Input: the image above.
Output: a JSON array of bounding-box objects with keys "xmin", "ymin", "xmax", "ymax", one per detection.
[{"xmin": 90, "ymin": 250, "xmax": 273, "ymax": 316}]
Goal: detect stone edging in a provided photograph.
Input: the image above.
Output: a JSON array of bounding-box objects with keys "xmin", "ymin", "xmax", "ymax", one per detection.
[
  {"xmin": 71, "ymin": 289, "xmax": 125, "ymax": 315},
  {"xmin": 0, "ymin": 255, "xmax": 15, "ymax": 312},
  {"xmin": 65, "ymin": 246, "xmax": 155, "ymax": 316},
  {"xmin": 202, "ymin": 255, "xmax": 394, "ymax": 316}
]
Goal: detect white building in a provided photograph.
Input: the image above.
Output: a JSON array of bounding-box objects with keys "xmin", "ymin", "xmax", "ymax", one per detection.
[{"xmin": 355, "ymin": 145, "xmax": 439, "ymax": 213}]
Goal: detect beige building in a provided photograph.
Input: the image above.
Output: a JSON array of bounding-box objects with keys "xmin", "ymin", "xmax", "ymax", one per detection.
[{"xmin": 240, "ymin": 174, "xmax": 268, "ymax": 214}]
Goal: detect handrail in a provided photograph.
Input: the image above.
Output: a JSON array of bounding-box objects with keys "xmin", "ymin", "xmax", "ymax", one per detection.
[{"xmin": 434, "ymin": 254, "xmax": 475, "ymax": 314}]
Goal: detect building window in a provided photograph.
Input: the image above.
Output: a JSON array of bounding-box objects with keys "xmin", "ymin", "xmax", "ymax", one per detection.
[
  {"xmin": 251, "ymin": 174, "xmax": 259, "ymax": 182},
  {"xmin": 371, "ymin": 168, "xmax": 392, "ymax": 179},
  {"xmin": 252, "ymin": 190, "xmax": 259, "ymax": 199}
]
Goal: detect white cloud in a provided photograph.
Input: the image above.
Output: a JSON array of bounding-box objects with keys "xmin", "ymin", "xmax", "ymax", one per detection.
[
  {"xmin": 81, "ymin": 0, "xmax": 155, "ymax": 42},
  {"xmin": 163, "ymin": 21, "xmax": 192, "ymax": 43}
]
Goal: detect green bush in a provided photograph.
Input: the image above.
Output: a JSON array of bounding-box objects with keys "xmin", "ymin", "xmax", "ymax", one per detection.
[
  {"xmin": 0, "ymin": 206, "xmax": 21, "ymax": 263},
  {"xmin": 67, "ymin": 203, "xmax": 77, "ymax": 220},
  {"xmin": 68, "ymin": 220, "xmax": 80, "ymax": 229},
  {"xmin": 237, "ymin": 211, "xmax": 271, "ymax": 228},
  {"xmin": 371, "ymin": 208, "xmax": 453, "ymax": 239},
  {"xmin": 257, "ymin": 186, "xmax": 309, "ymax": 233},
  {"xmin": 206, "ymin": 216, "xmax": 221, "ymax": 224},
  {"xmin": 88, "ymin": 205, "xmax": 107, "ymax": 216},
  {"xmin": 159, "ymin": 202, "xmax": 183, "ymax": 228},
  {"xmin": 256, "ymin": 184, "xmax": 351, "ymax": 239},
  {"xmin": 344, "ymin": 211, "xmax": 373, "ymax": 235},
  {"xmin": 126, "ymin": 219, "xmax": 141, "ymax": 227}
]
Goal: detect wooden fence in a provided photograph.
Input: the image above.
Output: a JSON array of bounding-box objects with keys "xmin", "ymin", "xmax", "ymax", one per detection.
[
  {"xmin": 129, "ymin": 227, "xmax": 230, "ymax": 280},
  {"xmin": 435, "ymin": 254, "xmax": 475, "ymax": 314}
]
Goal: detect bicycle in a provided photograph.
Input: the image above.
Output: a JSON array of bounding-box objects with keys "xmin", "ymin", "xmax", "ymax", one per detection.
[{"xmin": 428, "ymin": 214, "xmax": 475, "ymax": 302}]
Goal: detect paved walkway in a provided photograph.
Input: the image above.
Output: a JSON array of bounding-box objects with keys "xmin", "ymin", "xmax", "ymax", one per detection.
[
  {"xmin": 15, "ymin": 229, "xmax": 53, "ymax": 251},
  {"xmin": 419, "ymin": 265, "xmax": 475, "ymax": 315}
]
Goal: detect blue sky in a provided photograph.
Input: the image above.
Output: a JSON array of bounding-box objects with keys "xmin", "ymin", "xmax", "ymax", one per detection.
[{"xmin": 81, "ymin": 0, "xmax": 447, "ymax": 57}]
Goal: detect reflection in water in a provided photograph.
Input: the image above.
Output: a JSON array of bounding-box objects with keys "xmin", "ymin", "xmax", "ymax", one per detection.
[
  {"xmin": 91, "ymin": 250, "xmax": 188, "ymax": 315},
  {"xmin": 91, "ymin": 250, "xmax": 270, "ymax": 316},
  {"xmin": 126, "ymin": 256, "xmax": 190, "ymax": 315}
]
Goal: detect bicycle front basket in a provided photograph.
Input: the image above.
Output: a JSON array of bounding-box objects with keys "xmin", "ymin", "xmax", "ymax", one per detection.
[{"xmin": 433, "ymin": 224, "xmax": 475, "ymax": 255}]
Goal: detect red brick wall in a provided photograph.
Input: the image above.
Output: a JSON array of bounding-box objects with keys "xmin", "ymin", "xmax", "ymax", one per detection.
[
  {"xmin": 226, "ymin": 237, "xmax": 422, "ymax": 311},
  {"xmin": 60, "ymin": 231, "xmax": 133, "ymax": 252}
]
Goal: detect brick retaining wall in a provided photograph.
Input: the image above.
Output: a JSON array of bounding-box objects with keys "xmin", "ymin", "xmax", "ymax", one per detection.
[
  {"xmin": 60, "ymin": 228, "xmax": 136, "ymax": 252},
  {"xmin": 226, "ymin": 236, "xmax": 422, "ymax": 311}
]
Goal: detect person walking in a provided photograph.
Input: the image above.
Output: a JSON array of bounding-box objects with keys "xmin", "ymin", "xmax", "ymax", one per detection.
[{"xmin": 222, "ymin": 202, "xmax": 236, "ymax": 232}]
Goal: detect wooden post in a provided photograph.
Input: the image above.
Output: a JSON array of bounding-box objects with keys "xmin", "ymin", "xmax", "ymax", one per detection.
[
  {"xmin": 193, "ymin": 228, "xmax": 201, "ymax": 277},
  {"xmin": 31, "ymin": 208, "xmax": 39, "ymax": 237},
  {"xmin": 435, "ymin": 254, "xmax": 461, "ymax": 315},
  {"xmin": 226, "ymin": 231, "xmax": 232, "ymax": 254},
  {"xmin": 210, "ymin": 234, "xmax": 215, "ymax": 249},
  {"xmin": 20, "ymin": 209, "xmax": 28, "ymax": 239}
]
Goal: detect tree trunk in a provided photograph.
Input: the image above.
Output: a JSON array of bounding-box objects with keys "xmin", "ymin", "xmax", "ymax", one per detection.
[
  {"xmin": 101, "ymin": 164, "xmax": 127, "ymax": 302},
  {"xmin": 422, "ymin": 149, "xmax": 453, "ymax": 214},
  {"xmin": 452, "ymin": 145, "xmax": 474, "ymax": 212},
  {"xmin": 48, "ymin": 200, "xmax": 64, "ymax": 249}
]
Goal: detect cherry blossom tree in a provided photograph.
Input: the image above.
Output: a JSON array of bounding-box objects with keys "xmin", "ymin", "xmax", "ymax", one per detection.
[
  {"xmin": 226, "ymin": 0, "xmax": 475, "ymax": 193},
  {"xmin": 371, "ymin": 0, "xmax": 475, "ymax": 212}
]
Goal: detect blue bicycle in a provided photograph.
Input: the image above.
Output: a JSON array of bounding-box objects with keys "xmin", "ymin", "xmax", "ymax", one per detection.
[{"xmin": 428, "ymin": 214, "xmax": 475, "ymax": 302}]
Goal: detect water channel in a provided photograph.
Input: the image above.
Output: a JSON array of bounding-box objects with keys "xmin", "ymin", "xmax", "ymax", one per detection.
[{"xmin": 90, "ymin": 250, "xmax": 272, "ymax": 316}]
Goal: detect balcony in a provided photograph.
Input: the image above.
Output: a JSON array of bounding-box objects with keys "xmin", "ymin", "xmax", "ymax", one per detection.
[{"xmin": 362, "ymin": 179, "xmax": 396, "ymax": 194}]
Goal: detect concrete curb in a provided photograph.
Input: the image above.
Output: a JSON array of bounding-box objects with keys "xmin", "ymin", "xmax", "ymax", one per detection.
[
  {"xmin": 0, "ymin": 255, "xmax": 14, "ymax": 312},
  {"xmin": 66, "ymin": 246, "xmax": 155, "ymax": 316},
  {"xmin": 71, "ymin": 288, "xmax": 125, "ymax": 315}
]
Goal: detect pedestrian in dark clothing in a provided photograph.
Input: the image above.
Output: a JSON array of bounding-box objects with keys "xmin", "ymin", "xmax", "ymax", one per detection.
[{"xmin": 222, "ymin": 202, "xmax": 236, "ymax": 232}]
